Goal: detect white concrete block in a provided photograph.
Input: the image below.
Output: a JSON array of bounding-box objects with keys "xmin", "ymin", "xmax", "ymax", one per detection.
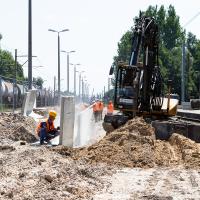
[
  {"xmin": 73, "ymin": 104, "xmax": 106, "ymax": 147},
  {"xmin": 21, "ymin": 90, "xmax": 37, "ymax": 116},
  {"xmin": 59, "ymin": 96, "xmax": 75, "ymax": 147},
  {"xmin": 182, "ymin": 101, "xmax": 191, "ymax": 110}
]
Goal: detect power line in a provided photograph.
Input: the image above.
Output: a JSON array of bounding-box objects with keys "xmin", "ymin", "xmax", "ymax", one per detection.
[{"xmin": 183, "ymin": 11, "xmax": 200, "ymax": 28}]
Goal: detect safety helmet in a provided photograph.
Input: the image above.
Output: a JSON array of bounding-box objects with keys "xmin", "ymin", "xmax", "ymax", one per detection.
[{"xmin": 49, "ymin": 110, "xmax": 57, "ymax": 118}]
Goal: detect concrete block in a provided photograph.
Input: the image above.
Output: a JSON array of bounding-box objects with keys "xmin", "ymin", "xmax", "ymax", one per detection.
[
  {"xmin": 73, "ymin": 105, "xmax": 106, "ymax": 147},
  {"xmin": 181, "ymin": 102, "xmax": 191, "ymax": 110},
  {"xmin": 21, "ymin": 90, "xmax": 37, "ymax": 116},
  {"xmin": 59, "ymin": 96, "xmax": 75, "ymax": 147}
]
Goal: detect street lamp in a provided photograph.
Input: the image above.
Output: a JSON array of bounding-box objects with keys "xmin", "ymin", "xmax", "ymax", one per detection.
[
  {"xmin": 82, "ymin": 78, "xmax": 87, "ymax": 102},
  {"xmin": 61, "ymin": 50, "xmax": 75, "ymax": 94},
  {"xmin": 181, "ymin": 12, "xmax": 200, "ymax": 102},
  {"xmin": 70, "ymin": 63, "xmax": 80, "ymax": 96},
  {"xmin": 28, "ymin": 0, "xmax": 32, "ymax": 90},
  {"xmin": 48, "ymin": 28, "xmax": 69, "ymax": 100},
  {"xmin": 78, "ymin": 71, "xmax": 85, "ymax": 101}
]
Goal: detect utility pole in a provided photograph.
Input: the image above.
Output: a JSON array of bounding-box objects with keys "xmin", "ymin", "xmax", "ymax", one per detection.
[
  {"xmin": 71, "ymin": 63, "xmax": 80, "ymax": 97},
  {"xmin": 13, "ymin": 49, "xmax": 17, "ymax": 112},
  {"xmin": 15, "ymin": 49, "xmax": 17, "ymax": 82},
  {"xmin": 82, "ymin": 78, "xmax": 84, "ymax": 101},
  {"xmin": 0, "ymin": 77, "xmax": 2, "ymax": 112},
  {"xmin": 58, "ymin": 33, "xmax": 60, "ymax": 98},
  {"xmin": 108, "ymin": 77, "xmax": 111, "ymax": 91},
  {"xmin": 181, "ymin": 11, "xmax": 200, "ymax": 103},
  {"xmin": 61, "ymin": 50, "xmax": 75, "ymax": 94},
  {"xmin": 79, "ymin": 73, "xmax": 81, "ymax": 100},
  {"xmin": 181, "ymin": 43, "xmax": 186, "ymax": 102},
  {"xmin": 104, "ymin": 86, "xmax": 105, "ymax": 101},
  {"xmin": 67, "ymin": 53, "xmax": 69, "ymax": 93},
  {"xmin": 53, "ymin": 76, "xmax": 56, "ymax": 105},
  {"xmin": 28, "ymin": 0, "xmax": 32, "ymax": 89},
  {"xmin": 74, "ymin": 65, "xmax": 76, "ymax": 96}
]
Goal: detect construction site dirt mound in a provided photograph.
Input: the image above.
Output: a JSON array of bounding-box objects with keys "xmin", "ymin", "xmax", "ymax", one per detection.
[
  {"xmin": 0, "ymin": 113, "xmax": 37, "ymax": 143},
  {"xmin": 54, "ymin": 117, "xmax": 200, "ymax": 169},
  {"xmin": 33, "ymin": 108, "xmax": 48, "ymax": 116},
  {"xmin": 0, "ymin": 142, "xmax": 113, "ymax": 200},
  {"xmin": 0, "ymin": 113, "xmax": 200, "ymax": 199}
]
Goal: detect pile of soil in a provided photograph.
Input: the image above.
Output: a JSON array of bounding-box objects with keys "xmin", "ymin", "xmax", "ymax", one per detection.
[
  {"xmin": 0, "ymin": 142, "xmax": 111, "ymax": 200},
  {"xmin": 54, "ymin": 117, "xmax": 200, "ymax": 169},
  {"xmin": 0, "ymin": 113, "xmax": 37, "ymax": 143},
  {"xmin": 0, "ymin": 113, "xmax": 112, "ymax": 200},
  {"xmin": 0, "ymin": 113, "xmax": 200, "ymax": 199},
  {"xmin": 33, "ymin": 108, "xmax": 48, "ymax": 117}
]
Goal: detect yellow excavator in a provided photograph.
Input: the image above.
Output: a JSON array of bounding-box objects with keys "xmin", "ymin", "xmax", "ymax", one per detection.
[{"xmin": 102, "ymin": 15, "xmax": 191, "ymax": 140}]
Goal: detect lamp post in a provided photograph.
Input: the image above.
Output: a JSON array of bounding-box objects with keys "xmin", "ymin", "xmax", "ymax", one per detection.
[
  {"xmin": 82, "ymin": 78, "xmax": 87, "ymax": 102},
  {"xmin": 28, "ymin": 0, "xmax": 32, "ymax": 90},
  {"xmin": 78, "ymin": 71, "xmax": 85, "ymax": 101},
  {"xmin": 181, "ymin": 12, "xmax": 200, "ymax": 102},
  {"xmin": 48, "ymin": 28, "xmax": 69, "ymax": 100},
  {"xmin": 13, "ymin": 49, "xmax": 37, "ymax": 112},
  {"xmin": 61, "ymin": 50, "xmax": 75, "ymax": 94},
  {"xmin": 70, "ymin": 63, "xmax": 80, "ymax": 96}
]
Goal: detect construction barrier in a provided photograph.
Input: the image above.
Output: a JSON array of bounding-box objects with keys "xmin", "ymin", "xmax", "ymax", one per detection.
[
  {"xmin": 22, "ymin": 90, "xmax": 37, "ymax": 116},
  {"xmin": 60, "ymin": 96, "xmax": 75, "ymax": 147},
  {"xmin": 73, "ymin": 104, "xmax": 105, "ymax": 147}
]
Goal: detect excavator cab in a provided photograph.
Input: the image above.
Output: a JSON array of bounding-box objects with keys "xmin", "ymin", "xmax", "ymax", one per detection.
[{"xmin": 114, "ymin": 66, "xmax": 138, "ymax": 113}]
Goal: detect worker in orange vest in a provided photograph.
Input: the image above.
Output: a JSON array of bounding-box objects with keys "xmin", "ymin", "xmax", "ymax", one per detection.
[
  {"xmin": 99, "ymin": 100, "xmax": 104, "ymax": 120},
  {"xmin": 107, "ymin": 100, "xmax": 114, "ymax": 115},
  {"xmin": 96, "ymin": 99, "xmax": 101, "ymax": 121},
  {"xmin": 36, "ymin": 110, "xmax": 60, "ymax": 145},
  {"xmin": 92, "ymin": 101, "xmax": 98, "ymax": 122}
]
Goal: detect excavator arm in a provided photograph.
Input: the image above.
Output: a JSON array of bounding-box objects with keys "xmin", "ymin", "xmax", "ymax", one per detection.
[{"xmin": 104, "ymin": 15, "xmax": 171, "ymax": 132}]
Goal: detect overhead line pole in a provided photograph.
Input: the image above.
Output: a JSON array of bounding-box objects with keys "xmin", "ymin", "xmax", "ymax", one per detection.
[
  {"xmin": 28, "ymin": 0, "xmax": 32, "ymax": 90},
  {"xmin": 181, "ymin": 11, "xmax": 200, "ymax": 102}
]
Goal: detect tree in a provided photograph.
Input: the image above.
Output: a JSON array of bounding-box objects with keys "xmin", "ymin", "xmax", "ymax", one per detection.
[
  {"xmin": 0, "ymin": 49, "xmax": 24, "ymax": 80},
  {"xmin": 33, "ymin": 77, "xmax": 44, "ymax": 89},
  {"xmin": 162, "ymin": 5, "xmax": 183, "ymax": 50},
  {"xmin": 113, "ymin": 30, "xmax": 132, "ymax": 66},
  {"xmin": 111, "ymin": 5, "xmax": 200, "ymax": 99}
]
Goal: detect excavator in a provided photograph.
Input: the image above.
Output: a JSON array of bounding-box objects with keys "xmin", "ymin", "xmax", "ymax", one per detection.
[{"xmin": 103, "ymin": 15, "xmax": 200, "ymax": 142}]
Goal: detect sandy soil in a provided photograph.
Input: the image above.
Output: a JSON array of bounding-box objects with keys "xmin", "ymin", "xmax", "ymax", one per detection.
[
  {"xmin": 0, "ymin": 113, "xmax": 200, "ymax": 199},
  {"xmin": 55, "ymin": 117, "xmax": 200, "ymax": 169},
  {"xmin": 94, "ymin": 167, "xmax": 200, "ymax": 200}
]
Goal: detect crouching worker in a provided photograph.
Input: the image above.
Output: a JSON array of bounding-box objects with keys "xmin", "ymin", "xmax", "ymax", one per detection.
[{"xmin": 36, "ymin": 110, "xmax": 60, "ymax": 145}]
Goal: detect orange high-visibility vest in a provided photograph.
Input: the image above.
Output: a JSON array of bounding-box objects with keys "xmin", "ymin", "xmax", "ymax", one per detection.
[
  {"xmin": 93, "ymin": 103, "xmax": 98, "ymax": 112},
  {"xmin": 96, "ymin": 102, "xmax": 101, "ymax": 111},
  {"xmin": 107, "ymin": 103, "xmax": 114, "ymax": 114},
  {"xmin": 99, "ymin": 102, "xmax": 104, "ymax": 111},
  {"xmin": 36, "ymin": 119, "xmax": 55, "ymax": 136}
]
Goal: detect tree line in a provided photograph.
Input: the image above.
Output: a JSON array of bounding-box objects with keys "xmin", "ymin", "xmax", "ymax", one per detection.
[
  {"xmin": 0, "ymin": 35, "xmax": 44, "ymax": 89},
  {"xmin": 112, "ymin": 5, "xmax": 200, "ymax": 100}
]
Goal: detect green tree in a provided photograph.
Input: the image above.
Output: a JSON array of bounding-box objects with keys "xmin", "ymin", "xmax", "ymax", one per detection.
[
  {"xmin": 33, "ymin": 77, "xmax": 44, "ymax": 89},
  {"xmin": 0, "ymin": 49, "xmax": 24, "ymax": 80},
  {"xmin": 113, "ymin": 30, "xmax": 132, "ymax": 66},
  {"xmin": 162, "ymin": 5, "xmax": 183, "ymax": 50},
  {"xmin": 111, "ymin": 5, "xmax": 200, "ymax": 99}
]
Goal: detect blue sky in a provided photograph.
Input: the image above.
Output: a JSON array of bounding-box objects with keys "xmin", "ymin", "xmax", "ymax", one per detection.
[{"xmin": 0, "ymin": 0, "xmax": 200, "ymax": 94}]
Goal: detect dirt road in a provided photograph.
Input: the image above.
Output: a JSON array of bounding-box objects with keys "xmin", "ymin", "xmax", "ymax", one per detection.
[{"xmin": 94, "ymin": 167, "xmax": 200, "ymax": 199}]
